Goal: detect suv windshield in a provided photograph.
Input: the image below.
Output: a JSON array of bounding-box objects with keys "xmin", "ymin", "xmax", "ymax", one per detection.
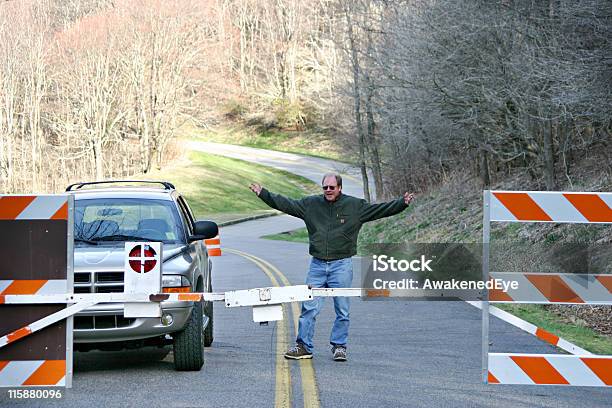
[{"xmin": 74, "ymin": 198, "xmax": 185, "ymax": 245}]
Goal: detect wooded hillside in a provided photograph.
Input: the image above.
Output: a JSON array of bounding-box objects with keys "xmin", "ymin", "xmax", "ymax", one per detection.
[{"xmin": 1, "ymin": 0, "xmax": 610, "ymax": 195}]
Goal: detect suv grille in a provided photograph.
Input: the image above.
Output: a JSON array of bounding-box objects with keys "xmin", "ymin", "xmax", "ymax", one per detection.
[
  {"xmin": 74, "ymin": 271, "xmax": 124, "ymax": 293},
  {"xmin": 75, "ymin": 273, "xmax": 91, "ymax": 284},
  {"xmin": 73, "ymin": 271, "xmax": 133, "ymax": 330},
  {"xmin": 74, "ymin": 315, "xmax": 135, "ymax": 329}
]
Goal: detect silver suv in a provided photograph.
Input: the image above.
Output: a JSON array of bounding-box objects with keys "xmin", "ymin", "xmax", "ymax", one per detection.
[{"xmin": 67, "ymin": 180, "xmax": 218, "ymax": 371}]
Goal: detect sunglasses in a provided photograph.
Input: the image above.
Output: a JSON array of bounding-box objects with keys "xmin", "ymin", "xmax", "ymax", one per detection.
[{"xmin": 322, "ymin": 185, "xmax": 337, "ymax": 191}]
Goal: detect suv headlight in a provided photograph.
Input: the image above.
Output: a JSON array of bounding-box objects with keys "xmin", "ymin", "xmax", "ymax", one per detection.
[{"xmin": 162, "ymin": 275, "xmax": 191, "ymax": 293}]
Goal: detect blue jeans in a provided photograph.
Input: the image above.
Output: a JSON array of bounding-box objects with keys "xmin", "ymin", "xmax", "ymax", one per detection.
[{"xmin": 296, "ymin": 257, "xmax": 353, "ymax": 353}]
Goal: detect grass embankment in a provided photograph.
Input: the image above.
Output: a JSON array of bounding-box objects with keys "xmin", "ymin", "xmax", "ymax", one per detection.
[
  {"xmin": 496, "ymin": 304, "xmax": 612, "ymax": 355},
  {"xmin": 182, "ymin": 121, "xmax": 348, "ymax": 163},
  {"xmin": 146, "ymin": 150, "xmax": 318, "ymax": 223},
  {"xmin": 263, "ymin": 228, "xmax": 310, "ymax": 243}
]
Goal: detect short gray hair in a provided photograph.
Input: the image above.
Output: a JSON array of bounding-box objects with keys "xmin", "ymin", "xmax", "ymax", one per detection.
[{"xmin": 321, "ymin": 173, "xmax": 342, "ymax": 188}]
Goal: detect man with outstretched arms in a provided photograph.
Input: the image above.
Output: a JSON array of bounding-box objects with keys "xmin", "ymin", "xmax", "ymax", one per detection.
[{"xmin": 250, "ymin": 173, "xmax": 414, "ymax": 361}]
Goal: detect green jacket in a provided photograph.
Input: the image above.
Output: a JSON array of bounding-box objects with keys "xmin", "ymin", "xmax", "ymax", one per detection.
[{"xmin": 258, "ymin": 189, "xmax": 408, "ymax": 260}]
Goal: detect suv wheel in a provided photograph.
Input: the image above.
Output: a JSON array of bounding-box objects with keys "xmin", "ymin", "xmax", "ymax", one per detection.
[
  {"xmin": 204, "ymin": 279, "xmax": 214, "ymax": 347},
  {"xmin": 173, "ymin": 299, "xmax": 204, "ymax": 371}
]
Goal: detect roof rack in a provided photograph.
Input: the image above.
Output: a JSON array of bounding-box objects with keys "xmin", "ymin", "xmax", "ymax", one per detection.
[{"xmin": 65, "ymin": 180, "xmax": 176, "ymax": 192}]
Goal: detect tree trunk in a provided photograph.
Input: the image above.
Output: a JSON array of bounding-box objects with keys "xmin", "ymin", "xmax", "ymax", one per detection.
[
  {"xmin": 345, "ymin": 6, "xmax": 370, "ymax": 202},
  {"xmin": 140, "ymin": 121, "xmax": 151, "ymax": 174},
  {"xmin": 362, "ymin": 9, "xmax": 384, "ymax": 199},
  {"xmin": 560, "ymin": 119, "xmax": 573, "ymax": 186},
  {"xmin": 480, "ymin": 149, "xmax": 490, "ymax": 189},
  {"xmin": 239, "ymin": 11, "xmax": 247, "ymax": 91},
  {"xmin": 364, "ymin": 72, "xmax": 384, "ymax": 199},
  {"xmin": 93, "ymin": 140, "xmax": 103, "ymax": 181},
  {"xmin": 543, "ymin": 120, "xmax": 556, "ymax": 190}
]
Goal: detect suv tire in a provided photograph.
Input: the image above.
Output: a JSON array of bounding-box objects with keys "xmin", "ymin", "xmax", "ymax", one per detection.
[
  {"xmin": 204, "ymin": 279, "xmax": 214, "ymax": 347},
  {"xmin": 173, "ymin": 299, "xmax": 204, "ymax": 371}
]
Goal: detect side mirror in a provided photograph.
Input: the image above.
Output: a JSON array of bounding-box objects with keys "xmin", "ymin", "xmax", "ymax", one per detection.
[{"xmin": 188, "ymin": 220, "xmax": 219, "ymax": 243}]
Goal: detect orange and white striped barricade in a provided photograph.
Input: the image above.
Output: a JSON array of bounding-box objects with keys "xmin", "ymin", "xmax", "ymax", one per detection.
[
  {"xmin": 488, "ymin": 354, "xmax": 612, "ymax": 387},
  {"xmin": 489, "ymin": 272, "xmax": 612, "ymax": 304},
  {"xmin": 0, "ymin": 195, "xmax": 74, "ymax": 388},
  {"xmin": 204, "ymin": 234, "xmax": 222, "ymax": 256},
  {"xmin": 482, "ymin": 190, "xmax": 612, "ymax": 387}
]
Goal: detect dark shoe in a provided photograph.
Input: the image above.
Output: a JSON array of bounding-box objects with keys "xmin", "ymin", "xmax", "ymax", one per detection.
[
  {"xmin": 284, "ymin": 343, "xmax": 313, "ymax": 360},
  {"xmin": 332, "ymin": 345, "xmax": 347, "ymax": 362}
]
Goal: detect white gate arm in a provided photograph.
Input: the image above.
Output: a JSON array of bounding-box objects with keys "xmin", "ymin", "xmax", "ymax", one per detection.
[{"xmin": 0, "ymin": 285, "xmax": 364, "ymax": 336}]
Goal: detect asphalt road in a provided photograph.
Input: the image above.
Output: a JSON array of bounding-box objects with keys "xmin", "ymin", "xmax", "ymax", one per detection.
[{"xmin": 2, "ymin": 144, "xmax": 610, "ymax": 407}]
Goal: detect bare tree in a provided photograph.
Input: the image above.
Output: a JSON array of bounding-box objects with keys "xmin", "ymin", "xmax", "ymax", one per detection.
[
  {"xmin": 54, "ymin": 13, "xmax": 126, "ymax": 180},
  {"xmin": 1, "ymin": 0, "xmax": 609, "ymax": 197},
  {"xmin": 118, "ymin": 0, "xmax": 206, "ymax": 172},
  {"xmin": 343, "ymin": 2, "xmax": 371, "ymax": 201},
  {"xmin": 357, "ymin": 0, "xmax": 611, "ymax": 192}
]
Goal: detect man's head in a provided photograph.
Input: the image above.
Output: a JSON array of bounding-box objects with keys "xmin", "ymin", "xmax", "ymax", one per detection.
[{"xmin": 321, "ymin": 173, "xmax": 342, "ymax": 202}]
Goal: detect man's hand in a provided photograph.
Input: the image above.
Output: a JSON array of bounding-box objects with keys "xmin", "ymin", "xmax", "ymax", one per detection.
[
  {"xmin": 250, "ymin": 183, "xmax": 263, "ymax": 196},
  {"xmin": 403, "ymin": 192, "xmax": 415, "ymax": 205}
]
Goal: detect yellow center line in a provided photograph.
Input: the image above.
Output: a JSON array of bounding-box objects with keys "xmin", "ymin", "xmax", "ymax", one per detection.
[
  {"xmin": 225, "ymin": 248, "xmax": 291, "ymax": 408},
  {"xmin": 227, "ymin": 248, "xmax": 321, "ymax": 408}
]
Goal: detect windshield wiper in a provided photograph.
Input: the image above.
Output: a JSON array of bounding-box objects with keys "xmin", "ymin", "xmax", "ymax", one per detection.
[
  {"xmin": 94, "ymin": 234, "xmax": 152, "ymax": 242},
  {"xmin": 75, "ymin": 237, "xmax": 99, "ymax": 245}
]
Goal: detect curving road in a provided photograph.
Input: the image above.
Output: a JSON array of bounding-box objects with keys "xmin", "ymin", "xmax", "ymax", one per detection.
[
  {"xmin": 187, "ymin": 141, "xmax": 373, "ymax": 198},
  {"xmin": 2, "ymin": 144, "xmax": 609, "ymax": 407}
]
